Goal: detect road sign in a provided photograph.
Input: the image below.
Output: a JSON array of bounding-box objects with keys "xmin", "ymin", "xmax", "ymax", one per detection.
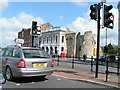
[
  {"xmin": 37, "ymin": 26, "xmax": 41, "ymax": 31},
  {"xmin": 15, "ymin": 39, "xmax": 24, "ymax": 44}
]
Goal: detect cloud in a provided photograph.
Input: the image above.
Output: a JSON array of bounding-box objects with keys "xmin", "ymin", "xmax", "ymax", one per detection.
[
  {"xmin": 67, "ymin": 8, "xmax": 118, "ymax": 46},
  {"xmin": 75, "ymin": 2, "xmax": 88, "ymax": 7},
  {"xmin": 67, "ymin": 17, "xmax": 97, "ymax": 35},
  {"xmin": 70, "ymin": 0, "xmax": 88, "ymax": 7},
  {"xmin": 0, "ymin": 12, "xmax": 45, "ymax": 47},
  {"xmin": 59, "ymin": 16, "xmax": 64, "ymax": 20},
  {"xmin": 0, "ymin": 0, "xmax": 8, "ymax": 12}
]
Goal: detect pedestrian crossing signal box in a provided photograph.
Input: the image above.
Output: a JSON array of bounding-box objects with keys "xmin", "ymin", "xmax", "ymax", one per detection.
[{"xmin": 93, "ymin": 48, "xmax": 97, "ymax": 56}]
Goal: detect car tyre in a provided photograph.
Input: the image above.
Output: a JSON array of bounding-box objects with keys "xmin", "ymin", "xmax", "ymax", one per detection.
[
  {"xmin": 5, "ymin": 67, "xmax": 14, "ymax": 81},
  {"xmin": 40, "ymin": 75, "xmax": 46, "ymax": 79}
]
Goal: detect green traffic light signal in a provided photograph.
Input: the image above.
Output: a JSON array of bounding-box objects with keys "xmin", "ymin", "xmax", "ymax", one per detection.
[
  {"xmin": 32, "ymin": 21, "xmax": 37, "ymax": 34},
  {"xmin": 33, "ymin": 30, "xmax": 36, "ymax": 34}
]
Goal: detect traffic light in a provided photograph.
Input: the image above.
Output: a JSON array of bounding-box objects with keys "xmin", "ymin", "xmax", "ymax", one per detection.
[
  {"xmin": 90, "ymin": 4, "xmax": 98, "ymax": 20},
  {"xmin": 104, "ymin": 46, "xmax": 108, "ymax": 53},
  {"xmin": 104, "ymin": 4, "xmax": 114, "ymax": 29},
  {"xmin": 32, "ymin": 21, "xmax": 37, "ymax": 34}
]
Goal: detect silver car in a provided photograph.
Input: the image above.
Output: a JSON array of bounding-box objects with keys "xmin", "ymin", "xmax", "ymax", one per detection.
[{"xmin": 1, "ymin": 45, "xmax": 55, "ymax": 81}]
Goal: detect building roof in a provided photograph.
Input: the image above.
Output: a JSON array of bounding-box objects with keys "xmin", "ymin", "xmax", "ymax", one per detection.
[
  {"xmin": 65, "ymin": 28, "xmax": 76, "ymax": 34},
  {"xmin": 40, "ymin": 23, "xmax": 53, "ymax": 30}
]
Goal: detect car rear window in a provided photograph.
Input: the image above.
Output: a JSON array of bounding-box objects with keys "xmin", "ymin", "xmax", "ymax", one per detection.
[{"xmin": 23, "ymin": 49, "xmax": 51, "ymax": 58}]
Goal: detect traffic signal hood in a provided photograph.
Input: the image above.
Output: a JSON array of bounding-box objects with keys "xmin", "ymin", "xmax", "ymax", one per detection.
[
  {"xmin": 32, "ymin": 21, "xmax": 37, "ymax": 34},
  {"xmin": 32, "ymin": 21, "xmax": 37, "ymax": 30},
  {"xmin": 104, "ymin": 5, "xmax": 113, "ymax": 12},
  {"xmin": 90, "ymin": 4, "xmax": 98, "ymax": 20},
  {"xmin": 104, "ymin": 5, "xmax": 114, "ymax": 29}
]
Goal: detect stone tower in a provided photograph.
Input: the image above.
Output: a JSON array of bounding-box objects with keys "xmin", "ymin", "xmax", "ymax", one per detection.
[
  {"xmin": 76, "ymin": 31, "xmax": 97, "ymax": 58},
  {"xmin": 65, "ymin": 31, "xmax": 76, "ymax": 56}
]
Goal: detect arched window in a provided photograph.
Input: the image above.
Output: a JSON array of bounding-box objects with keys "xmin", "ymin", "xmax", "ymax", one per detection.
[
  {"xmin": 56, "ymin": 36, "xmax": 58, "ymax": 43},
  {"xmin": 47, "ymin": 37, "xmax": 49, "ymax": 43},
  {"xmin": 46, "ymin": 47, "xmax": 49, "ymax": 52},
  {"xmin": 55, "ymin": 47, "xmax": 58, "ymax": 54},
  {"xmin": 50, "ymin": 47, "xmax": 53, "ymax": 54},
  {"xmin": 62, "ymin": 36, "xmax": 64, "ymax": 43},
  {"xmin": 61, "ymin": 47, "xmax": 64, "ymax": 51},
  {"xmin": 42, "ymin": 47, "xmax": 45, "ymax": 50}
]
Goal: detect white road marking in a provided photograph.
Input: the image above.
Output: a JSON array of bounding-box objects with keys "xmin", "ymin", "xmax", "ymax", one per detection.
[
  {"xmin": 57, "ymin": 78, "xmax": 61, "ymax": 81},
  {"xmin": 31, "ymin": 82, "xmax": 35, "ymax": 83},
  {"xmin": 45, "ymin": 80, "xmax": 48, "ymax": 82},
  {"xmin": 16, "ymin": 84, "xmax": 20, "ymax": 86}
]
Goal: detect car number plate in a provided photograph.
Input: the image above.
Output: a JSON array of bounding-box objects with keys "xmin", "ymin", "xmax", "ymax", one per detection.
[{"xmin": 33, "ymin": 63, "xmax": 47, "ymax": 67}]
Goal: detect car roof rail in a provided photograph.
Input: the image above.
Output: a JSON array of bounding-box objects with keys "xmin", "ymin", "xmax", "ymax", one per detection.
[{"xmin": 7, "ymin": 45, "xmax": 21, "ymax": 48}]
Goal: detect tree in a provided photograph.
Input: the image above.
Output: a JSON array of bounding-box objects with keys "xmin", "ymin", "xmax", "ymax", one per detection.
[
  {"xmin": 108, "ymin": 43, "xmax": 114, "ymax": 54},
  {"xmin": 101, "ymin": 43, "xmax": 119, "ymax": 55}
]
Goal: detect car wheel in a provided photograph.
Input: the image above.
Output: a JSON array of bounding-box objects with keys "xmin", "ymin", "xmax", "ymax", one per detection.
[
  {"xmin": 5, "ymin": 67, "xmax": 13, "ymax": 81},
  {"xmin": 40, "ymin": 75, "xmax": 46, "ymax": 79}
]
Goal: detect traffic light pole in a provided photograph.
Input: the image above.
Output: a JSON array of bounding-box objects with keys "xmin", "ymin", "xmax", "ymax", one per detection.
[
  {"xmin": 95, "ymin": 3, "xmax": 101, "ymax": 78},
  {"xmin": 32, "ymin": 35, "xmax": 34, "ymax": 47}
]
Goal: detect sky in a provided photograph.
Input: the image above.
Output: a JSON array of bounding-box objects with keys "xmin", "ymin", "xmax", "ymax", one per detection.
[{"xmin": 0, "ymin": 0, "xmax": 119, "ymax": 47}]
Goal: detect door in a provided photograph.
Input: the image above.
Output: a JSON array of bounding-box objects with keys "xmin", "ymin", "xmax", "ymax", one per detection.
[{"xmin": 2, "ymin": 48, "xmax": 13, "ymax": 73}]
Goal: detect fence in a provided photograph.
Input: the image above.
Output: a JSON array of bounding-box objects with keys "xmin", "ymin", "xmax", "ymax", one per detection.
[
  {"xmin": 53, "ymin": 55, "xmax": 120, "ymax": 82},
  {"xmin": 91, "ymin": 56, "xmax": 120, "ymax": 81}
]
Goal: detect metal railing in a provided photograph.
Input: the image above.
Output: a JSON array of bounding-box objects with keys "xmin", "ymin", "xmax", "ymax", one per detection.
[{"xmin": 53, "ymin": 55, "xmax": 120, "ymax": 82}]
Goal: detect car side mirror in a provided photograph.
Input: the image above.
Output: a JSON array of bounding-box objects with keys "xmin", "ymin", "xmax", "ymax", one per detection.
[{"xmin": 0, "ymin": 74, "xmax": 6, "ymax": 84}]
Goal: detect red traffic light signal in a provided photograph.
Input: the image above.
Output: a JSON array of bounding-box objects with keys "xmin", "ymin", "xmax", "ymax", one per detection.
[{"xmin": 104, "ymin": 4, "xmax": 114, "ymax": 29}]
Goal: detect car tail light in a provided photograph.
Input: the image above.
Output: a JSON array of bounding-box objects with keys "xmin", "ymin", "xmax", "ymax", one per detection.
[
  {"xmin": 51, "ymin": 59, "xmax": 54, "ymax": 67},
  {"xmin": 17, "ymin": 59, "xmax": 26, "ymax": 68}
]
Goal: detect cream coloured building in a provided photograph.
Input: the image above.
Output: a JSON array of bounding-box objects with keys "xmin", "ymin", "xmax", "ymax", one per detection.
[
  {"xmin": 18, "ymin": 23, "xmax": 99, "ymax": 58},
  {"xmin": 40, "ymin": 25, "xmax": 98, "ymax": 58},
  {"xmin": 40, "ymin": 27, "xmax": 67, "ymax": 55}
]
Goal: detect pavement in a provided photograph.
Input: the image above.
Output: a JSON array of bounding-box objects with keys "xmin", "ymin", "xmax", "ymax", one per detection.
[{"xmin": 53, "ymin": 65, "xmax": 120, "ymax": 88}]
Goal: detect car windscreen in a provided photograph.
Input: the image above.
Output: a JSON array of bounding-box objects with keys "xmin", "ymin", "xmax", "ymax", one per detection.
[{"xmin": 23, "ymin": 49, "xmax": 51, "ymax": 58}]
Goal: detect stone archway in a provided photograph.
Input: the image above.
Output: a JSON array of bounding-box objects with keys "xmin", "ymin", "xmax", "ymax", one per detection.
[
  {"xmin": 50, "ymin": 46, "xmax": 53, "ymax": 55},
  {"xmin": 55, "ymin": 47, "xmax": 58, "ymax": 54},
  {"xmin": 42, "ymin": 47, "xmax": 45, "ymax": 51},
  {"xmin": 66, "ymin": 37, "xmax": 73, "ymax": 56},
  {"xmin": 46, "ymin": 47, "xmax": 49, "ymax": 53}
]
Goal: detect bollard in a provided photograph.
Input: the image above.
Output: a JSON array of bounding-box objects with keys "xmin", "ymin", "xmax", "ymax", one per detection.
[
  {"xmin": 91, "ymin": 56, "xmax": 93, "ymax": 72},
  {"xmin": 105, "ymin": 60, "xmax": 109, "ymax": 82},
  {"xmin": 72, "ymin": 56, "xmax": 74, "ymax": 68},
  {"xmin": 117, "ymin": 58, "xmax": 120, "ymax": 75},
  {"xmin": 57, "ymin": 55, "xmax": 60, "ymax": 66}
]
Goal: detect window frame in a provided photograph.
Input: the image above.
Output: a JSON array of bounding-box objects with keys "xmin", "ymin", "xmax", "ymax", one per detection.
[
  {"xmin": 12, "ymin": 48, "xmax": 21, "ymax": 58},
  {"xmin": 3, "ymin": 48, "xmax": 13, "ymax": 57}
]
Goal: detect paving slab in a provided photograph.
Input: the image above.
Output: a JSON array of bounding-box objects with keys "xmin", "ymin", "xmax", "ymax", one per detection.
[{"xmin": 53, "ymin": 66, "xmax": 120, "ymax": 88}]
